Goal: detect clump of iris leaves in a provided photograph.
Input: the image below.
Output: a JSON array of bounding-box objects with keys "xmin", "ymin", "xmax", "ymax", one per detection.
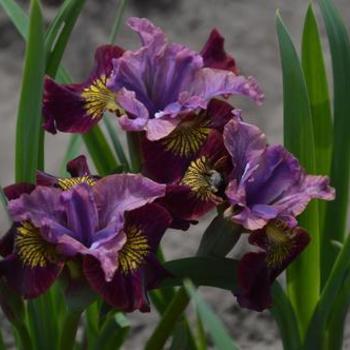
[{"xmin": 0, "ymin": 0, "xmax": 349, "ymax": 350}]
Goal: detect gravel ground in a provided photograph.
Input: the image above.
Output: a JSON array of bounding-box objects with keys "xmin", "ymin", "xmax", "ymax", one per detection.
[{"xmin": 1, "ymin": 0, "xmax": 350, "ymax": 349}]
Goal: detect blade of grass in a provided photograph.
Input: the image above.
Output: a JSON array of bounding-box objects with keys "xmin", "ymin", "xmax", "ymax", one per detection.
[
  {"xmin": 184, "ymin": 280, "xmax": 239, "ymax": 350},
  {"xmin": 15, "ymin": 0, "xmax": 45, "ymax": 183},
  {"xmin": 304, "ymin": 234, "xmax": 350, "ymax": 349},
  {"xmin": 319, "ymin": 0, "xmax": 350, "ymax": 284},
  {"xmin": 276, "ymin": 11, "xmax": 319, "ymax": 335},
  {"xmin": 108, "ymin": 0, "xmax": 128, "ymax": 44},
  {"xmin": 45, "ymin": 0, "xmax": 86, "ymax": 76},
  {"xmin": 301, "ymin": 4, "xmax": 333, "ymax": 247},
  {"xmin": 0, "ymin": 0, "xmax": 28, "ymax": 38}
]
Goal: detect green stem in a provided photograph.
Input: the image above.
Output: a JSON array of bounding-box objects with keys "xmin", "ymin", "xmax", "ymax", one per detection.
[
  {"xmin": 59, "ymin": 310, "xmax": 82, "ymax": 350},
  {"xmin": 127, "ymin": 132, "xmax": 142, "ymax": 173},
  {"xmin": 145, "ymin": 287, "xmax": 189, "ymax": 350},
  {"xmin": 14, "ymin": 322, "xmax": 33, "ymax": 350}
]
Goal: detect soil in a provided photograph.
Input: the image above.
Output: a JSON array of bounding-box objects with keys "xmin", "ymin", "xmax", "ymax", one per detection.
[{"xmin": 1, "ymin": 0, "xmax": 350, "ymax": 349}]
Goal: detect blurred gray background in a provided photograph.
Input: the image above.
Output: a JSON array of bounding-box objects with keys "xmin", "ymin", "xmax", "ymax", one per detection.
[{"xmin": 1, "ymin": 0, "xmax": 350, "ymax": 349}]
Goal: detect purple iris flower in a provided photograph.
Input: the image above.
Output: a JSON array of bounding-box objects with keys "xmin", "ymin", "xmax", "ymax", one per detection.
[
  {"xmin": 107, "ymin": 17, "xmax": 263, "ymax": 141},
  {"xmin": 223, "ymin": 118, "xmax": 335, "ymax": 230},
  {"xmin": 0, "ymin": 174, "xmax": 171, "ymax": 311},
  {"xmin": 222, "ymin": 118, "xmax": 335, "ymax": 311}
]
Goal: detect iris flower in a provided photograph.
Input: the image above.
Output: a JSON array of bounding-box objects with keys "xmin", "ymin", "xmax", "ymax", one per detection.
[
  {"xmin": 0, "ymin": 174, "xmax": 171, "ymax": 312},
  {"xmin": 108, "ymin": 17, "xmax": 263, "ymax": 141},
  {"xmin": 43, "ymin": 17, "xmax": 263, "ymax": 143},
  {"xmin": 222, "ymin": 118, "xmax": 335, "ymax": 310}
]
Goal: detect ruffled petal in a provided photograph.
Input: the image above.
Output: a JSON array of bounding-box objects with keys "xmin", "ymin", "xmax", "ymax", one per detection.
[
  {"xmin": 223, "ymin": 119, "xmax": 267, "ymax": 179},
  {"xmin": 93, "ymin": 174, "xmax": 166, "ymax": 228},
  {"xmin": 190, "ymin": 68, "xmax": 264, "ymax": 105},
  {"xmin": 8, "ymin": 186, "xmax": 64, "ymax": 228}
]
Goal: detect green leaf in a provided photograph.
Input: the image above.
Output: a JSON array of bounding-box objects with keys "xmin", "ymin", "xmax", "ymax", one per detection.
[
  {"xmin": 276, "ymin": 11, "xmax": 319, "ymax": 334},
  {"xmin": 304, "ymin": 234, "xmax": 350, "ymax": 349},
  {"xmin": 0, "ymin": 0, "xmax": 28, "ymax": 38},
  {"xmin": 45, "ymin": 0, "xmax": 86, "ymax": 77},
  {"xmin": 302, "ymin": 4, "xmax": 332, "ymax": 178},
  {"xmin": 15, "ymin": 0, "xmax": 45, "ymax": 183},
  {"xmin": 196, "ymin": 216, "xmax": 242, "ymax": 257},
  {"xmin": 184, "ymin": 280, "xmax": 239, "ymax": 350},
  {"xmin": 158, "ymin": 257, "xmax": 300, "ymax": 350},
  {"xmin": 302, "ymin": 4, "xmax": 333, "ymax": 256},
  {"xmin": 93, "ymin": 312, "xmax": 130, "ymax": 350},
  {"xmin": 60, "ymin": 135, "xmax": 82, "ymax": 176},
  {"xmin": 319, "ymin": 0, "xmax": 350, "ymax": 283},
  {"xmin": 324, "ymin": 269, "xmax": 350, "ymax": 350}
]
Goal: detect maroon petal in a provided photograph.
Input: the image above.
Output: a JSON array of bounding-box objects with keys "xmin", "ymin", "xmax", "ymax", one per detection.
[
  {"xmin": 0, "ymin": 255, "xmax": 63, "ymax": 299},
  {"xmin": 206, "ymin": 99, "xmax": 236, "ymax": 131},
  {"xmin": 36, "ymin": 171, "xmax": 58, "ymax": 187},
  {"xmin": 201, "ymin": 29, "xmax": 238, "ymax": 73},
  {"xmin": 235, "ymin": 251, "xmax": 272, "ymax": 311},
  {"xmin": 249, "ymin": 223, "xmax": 310, "ymax": 280},
  {"xmin": 235, "ymin": 222, "xmax": 310, "ymax": 311},
  {"xmin": 43, "ymin": 45, "xmax": 124, "ymax": 134},
  {"xmin": 83, "ymin": 256, "xmax": 150, "ymax": 312},
  {"xmin": 91, "ymin": 45, "xmax": 124, "ymax": 79},
  {"xmin": 3, "ymin": 183, "xmax": 35, "ymax": 200},
  {"xmin": 141, "ymin": 136, "xmax": 192, "ymax": 184},
  {"xmin": 66, "ymin": 155, "xmax": 91, "ymax": 177},
  {"xmin": 0, "ymin": 226, "xmax": 16, "ymax": 257},
  {"xmin": 160, "ymin": 184, "xmax": 218, "ymax": 224}
]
